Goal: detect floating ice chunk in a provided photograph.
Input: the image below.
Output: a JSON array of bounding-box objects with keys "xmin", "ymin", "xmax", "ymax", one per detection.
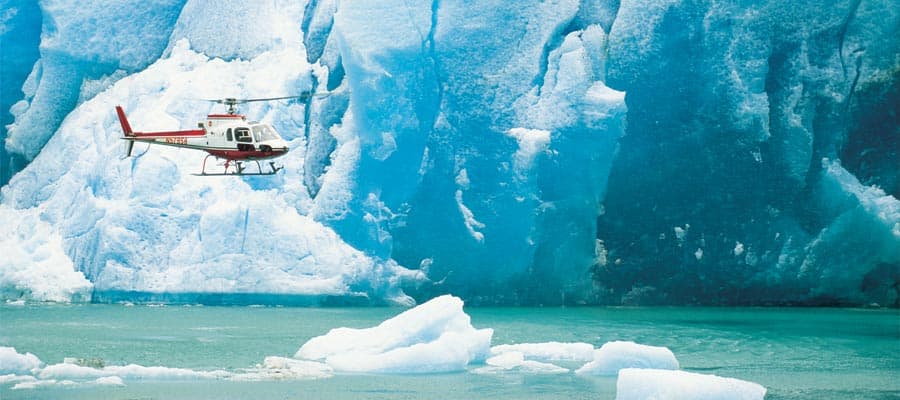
[
  {"xmin": 576, "ymin": 341, "xmax": 679, "ymax": 376},
  {"xmin": 232, "ymin": 357, "xmax": 333, "ymax": 381},
  {"xmin": 490, "ymin": 342, "xmax": 595, "ymax": 362},
  {"xmin": 0, "ymin": 374, "xmax": 37, "ymax": 385},
  {"xmin": 38, "ymin": 361, "xmax": 228, "ymax": 380},
  {"xmin": 93, "ymin": 376, "xmax": 125, "ymax": 386},
  {"xmin": 473, "ymin": 351, "xmax": 568, "ymax": 375},
  {"xmin": 615, "ymin": 368, "xmax": 766, "ymax": 400},
  {"xmin": 296, "ymin": 295, "xmax": 493, "ymax": 373},
  {"xmin": 12, "ymin": 378, "xmax": 77, "ymax": 390},
  {"xmin": 0, "ymin": 347, "xmax": 43, "ymax": 375}
]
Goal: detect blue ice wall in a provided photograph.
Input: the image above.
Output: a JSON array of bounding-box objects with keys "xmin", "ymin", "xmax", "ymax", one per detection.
[
  {"xmin": 0, "ymin": 0, "xmax": 41, "ymax": 184},
  {"xmin": 2, "ymin": 0, "xmax": 185, "ymax": 184},
  {"xmin": 594, "ymin": 0, "xmax": 899, "ymax": 305},
  {"xmin": 1, "ymin": 0, "xmax": 897, "ymax": 306}
]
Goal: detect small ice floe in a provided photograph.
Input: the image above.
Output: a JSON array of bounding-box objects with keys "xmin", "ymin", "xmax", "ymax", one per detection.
[
  {"xmin": 0, "ymin": 347, "xmax": 43, "ymax": 375},
  {"xmin": 490, "ymin": 342, "xmax": 595, "ymax": 363},
  {"xmin": 38, "ymin": 360, "xmax": 228, "ymax": 381},
  {"xmin": 576, "ymin": 341, "xmax": 679, "ymax": 375},
  {"xmin": 93, "ymin": 376, "xmax": 125, "ymax": 386},
  {"xmin": 473, "ymin": 341, "xmax": 595, "ymax": 374},
  {"xmin": 472, "ymin": 351, "xmax": 569, "ymax": 375},
  {"xmin": 615, "ymin": 368, "xmax": 766, "ymax": 400},
  {"xmin": 232, "ymin": 356, "xmax": 333, "ymax": 381},
  {"xmin": 0, "ymin": 374, "xmax": 37, "ymax": 385},
  {"xmin": 295, "ymin": 295, "xmax": 493, "ymax": 373}
]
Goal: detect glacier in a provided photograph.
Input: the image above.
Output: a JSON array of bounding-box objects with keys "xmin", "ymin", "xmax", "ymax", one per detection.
[{"xmin": 1, "ymin": 0, "xmax": 898, "ymax": 306}]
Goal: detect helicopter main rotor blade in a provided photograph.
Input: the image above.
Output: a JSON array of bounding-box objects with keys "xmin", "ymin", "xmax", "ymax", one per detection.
[{"xmin": 199, "ymin": 93, "xmax": 330, "ymax": 103}]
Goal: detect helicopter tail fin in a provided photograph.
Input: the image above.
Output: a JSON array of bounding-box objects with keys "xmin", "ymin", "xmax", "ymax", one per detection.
[
  {"xmin": 115, "ymin": 106, "xmax": 136, "ymax": 156},
  {"xmin": 115, "ymin": 106, "xmax": 133, "ymax": 136}
]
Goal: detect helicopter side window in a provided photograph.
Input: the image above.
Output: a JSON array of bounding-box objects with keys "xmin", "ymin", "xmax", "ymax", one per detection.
[
  {"xmin": 251, "ymin": 124, "xmax": 280, "ymax": 142},
  {"xmin": 252, "ymin": 126, "xmax": 262, "ymax": 143},
  {"xmin": 226, "ymin": 128, "xmax": 233, "ymax": 141},
  {"xmin": 235, "ymin": 128, "xmax": 252, "ymax": 143}
]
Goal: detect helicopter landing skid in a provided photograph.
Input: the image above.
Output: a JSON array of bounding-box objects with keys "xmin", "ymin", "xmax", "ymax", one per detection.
[{"xmin": 193, "ymin": 155, "xmax": 283, "ymax": 176}]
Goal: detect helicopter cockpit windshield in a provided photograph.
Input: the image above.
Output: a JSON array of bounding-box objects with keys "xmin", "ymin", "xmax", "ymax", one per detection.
[{"xmin": 251, "ymin": 124, "xmax": 279, "ymax": 142}]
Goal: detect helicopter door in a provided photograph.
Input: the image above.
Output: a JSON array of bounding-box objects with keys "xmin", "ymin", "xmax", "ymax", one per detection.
[
  {"xmin": 226, "ymin": 128, "xmax": 233, "ymax": 142},
  {"xmin": 235, "ymin": 127, "xmax": 254, "ymax": 151}
]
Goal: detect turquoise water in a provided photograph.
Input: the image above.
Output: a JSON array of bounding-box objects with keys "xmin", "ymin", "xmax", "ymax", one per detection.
[{"xmin": 1, "ymin": 304, "xmax": 897, "ymax": 399}]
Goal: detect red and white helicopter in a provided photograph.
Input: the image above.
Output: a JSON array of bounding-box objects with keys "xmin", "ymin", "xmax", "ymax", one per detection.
[{"xmin": 115, "ymin": 96, "xmax": 307, "ymax": 176}]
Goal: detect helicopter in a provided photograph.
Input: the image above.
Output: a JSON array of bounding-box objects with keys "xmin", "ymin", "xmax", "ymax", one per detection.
[{"xmin": 115, "ymin": 95, "xmax": 310, "ymax": 176}]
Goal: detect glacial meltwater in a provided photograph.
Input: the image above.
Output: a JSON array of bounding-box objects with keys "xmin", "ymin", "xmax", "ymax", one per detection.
[{"xmin": 1, "ymin": 303, "xmax": 897, "ymax": 399}]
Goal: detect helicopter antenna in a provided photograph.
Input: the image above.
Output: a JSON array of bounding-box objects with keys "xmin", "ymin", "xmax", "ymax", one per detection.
[{"xmin": 201, "ymin": 92, "xmax": 326, "ymax": 115}]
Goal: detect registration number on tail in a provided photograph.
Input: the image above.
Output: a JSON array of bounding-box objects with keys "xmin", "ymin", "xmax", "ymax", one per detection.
[{"xmin": 165, "ymin": 137, "xmax": 188, "ymax": 145}]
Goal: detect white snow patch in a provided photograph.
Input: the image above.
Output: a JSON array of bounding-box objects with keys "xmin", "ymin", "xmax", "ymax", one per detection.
[
  {"xmin": 506, "ymin": 128, "xmax": 550, "ymax": 173},
  {"xmin": 576, "ymin": 341, "xmax": 679, "ymax": 376},
  {"xmin": 456, "ymin": 189, "xmax": 486, "ymax": 242},
  {"xmin": 615, "ymin": 368, "xmax": 766, "ymax": 400}
]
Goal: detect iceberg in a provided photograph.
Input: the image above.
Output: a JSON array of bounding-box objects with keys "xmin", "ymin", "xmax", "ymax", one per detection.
[
  {"xmin": 615, "ymin": 368, "xmax": 766, "ymax": 400},
  {"xmin": 296, "ymin": 295, "xmax": 493, "ymax": 373},
  {"xmin": 576, "ymin": 341, "xmax": 679, "ymax": 376}
]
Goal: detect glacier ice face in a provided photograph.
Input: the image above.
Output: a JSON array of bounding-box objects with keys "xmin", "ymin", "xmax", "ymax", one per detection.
[
  {"xmin": 309, "ymin": 0, "xmax": 627, "ymax": 304},
  {"xmin": 4, "ymin": 0, "xmax": 185, "ymax": 171},
  {"xmin": 594, "ymin": 0, "xmax": 899, "ymax": 306},
  {"xmin": 0, "ymin": 205, "xmax": 92, "ymax": 302},
  {"xmin": 1, "ymin": 0, "xmax": 897, "ymax": 305},
  {"xmin": 1, "ymin": 38, "xmax": 422, "ymax": 304},
  {"xmin": 0, "ymin": 0, "xmax": 42, "ymax": 184}
]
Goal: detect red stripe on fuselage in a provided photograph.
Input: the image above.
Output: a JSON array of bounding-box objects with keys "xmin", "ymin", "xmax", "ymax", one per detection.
[
  {"xmin": 206, "ymin": 148, "xmax": 288, "ymax": 161},
  {"xmin": 130, "ymin": 129, "xmax": 206, "ymax": 138}
]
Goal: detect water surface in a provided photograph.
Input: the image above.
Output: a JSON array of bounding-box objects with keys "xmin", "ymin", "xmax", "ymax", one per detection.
[{"xmin": 1, "ymin": 304, "xmax": 897, "ymax": 399}]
